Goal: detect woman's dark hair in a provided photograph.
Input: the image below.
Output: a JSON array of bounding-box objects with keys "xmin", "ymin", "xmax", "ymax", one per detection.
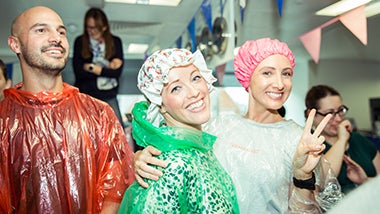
[
  {"xmin": 0, "ymin": 59, "xmax": 9, "ymax": 80},
  {"xmin": 278, "ymin": 106, "xmax": 286, "ymax": 117},
  {"xmin": 304, "ymin": 85, "xmax": 340, "ymax": 118},
  {"xmin": 81, "ymin": 8, "xmax": 115, "ymax": 59}
]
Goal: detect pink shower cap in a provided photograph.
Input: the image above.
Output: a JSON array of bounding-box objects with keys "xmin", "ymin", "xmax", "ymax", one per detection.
[{"xmin": 234, "ymin": 38, "xmax": 295, "ymax": 91}]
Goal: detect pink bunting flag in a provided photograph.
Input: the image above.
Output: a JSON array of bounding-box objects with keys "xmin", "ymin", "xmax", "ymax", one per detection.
[
  {"xmin": 339, "ymin": 5, "xmax": 367, "ymax": 45},
  {"xmin": 216, "ymin": 63, "xmax": 227, "ymax": 86},
  {"xmin": 299, "ymin": 28, "xmax": 321, "ymax": 63}
]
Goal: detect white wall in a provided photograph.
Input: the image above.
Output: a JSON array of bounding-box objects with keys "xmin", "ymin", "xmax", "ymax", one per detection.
[{"xmin": 284, "ymin": 57, "xmax": 309, "ymax": 127}]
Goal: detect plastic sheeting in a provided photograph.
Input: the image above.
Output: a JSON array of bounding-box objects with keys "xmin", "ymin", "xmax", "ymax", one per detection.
[
  {"xmin": 289, "ymin": 158, "xmax": 344, "ymax": 213},
  {"xmin": 118, "ymin": 101, "xmax": 239, "ymax": 213},
  {"xmin": 205, "ymin": 114, "xmax": 342, "ymax": 213},
  {"xmin": 0, "ymin": 83, "xmax": 135, "ymax": 213}
]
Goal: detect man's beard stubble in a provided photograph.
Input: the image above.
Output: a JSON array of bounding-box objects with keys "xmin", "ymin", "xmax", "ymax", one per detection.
[{"xmin": 21, "ymin": 43, "xmax": 68, "ymax": 76}]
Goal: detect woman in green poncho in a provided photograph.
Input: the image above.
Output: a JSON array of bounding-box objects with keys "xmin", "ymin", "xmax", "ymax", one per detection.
[{"xmin": 118, "ymin": 48, "xmax": 239, "ymax": 213}]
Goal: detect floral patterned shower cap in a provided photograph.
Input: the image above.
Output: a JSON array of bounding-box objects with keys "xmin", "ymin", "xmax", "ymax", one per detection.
[
  {"xmin": 138, "ymin": 48, "xmax": 216, "ymax": 126},
  {"xmin": 234, "ymin": 38, "xmax": 295, "ymax": 91}
]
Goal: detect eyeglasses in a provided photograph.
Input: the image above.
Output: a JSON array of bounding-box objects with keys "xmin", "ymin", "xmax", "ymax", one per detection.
[
  {"xmin": 316, "ymin": 105, "xmax": 349, "ymax": 117},
  {"xmin": 86, "ymin": 25, "xmax": 99, "ymax": 31}
]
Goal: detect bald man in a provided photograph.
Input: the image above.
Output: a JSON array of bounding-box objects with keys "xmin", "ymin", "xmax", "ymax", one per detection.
[{"xmin": 0, "ymin": 6, "xmax": 135, "ymax": 213}]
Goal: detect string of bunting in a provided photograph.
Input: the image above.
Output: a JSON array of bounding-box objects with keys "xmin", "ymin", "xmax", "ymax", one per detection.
[
  {"xmin": 298, "ymin": 5, "xmax": 367, "ymax": 63},
  {"xmin": 181, "ymin": 0, "xmax": 367, "ymax": 64}
]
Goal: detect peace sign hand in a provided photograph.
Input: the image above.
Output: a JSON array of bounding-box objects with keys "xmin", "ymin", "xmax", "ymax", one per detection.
[{"xmin": 293, "ymin": 109, "xmax": 332, "ymax": 180}]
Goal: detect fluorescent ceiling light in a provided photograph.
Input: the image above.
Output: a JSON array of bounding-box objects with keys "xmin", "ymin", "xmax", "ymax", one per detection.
[
  {"xmin": 365, "ymin": 1, "xmax": 380, "ymax": 17},
  {"xmin": 316, "ymin": 0, "xmax": 372, "ymax": 16},
  {"xmin": 105, "ymin": 0, "xmax": 181, "ymax": 7},
  {"xmin": 127, "ymin": 43, "xmax": 149, "ymax": 54}
]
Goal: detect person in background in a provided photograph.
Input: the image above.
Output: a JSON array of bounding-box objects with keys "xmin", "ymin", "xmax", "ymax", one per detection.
[
  {"xmin": 73, "ymin": 7, "xmax": 125, "ymax": 126},
  {"xmin": 0, "ymin": 6, "xmax": 134, "ymax": 213},
  {"xmin": 0, "ymin": 59, "xmax": 12, "ymax": 101},
  {"xmin": 132, "ymin": 38, "xmax": 341, "ymax": 213},
  {"xmin": 305, "ymin": 84, "xmax": 380, "ymax": 194},
  {"xmin": 118, "ymin": 48, "xmax": 239, "ymax": 213}
]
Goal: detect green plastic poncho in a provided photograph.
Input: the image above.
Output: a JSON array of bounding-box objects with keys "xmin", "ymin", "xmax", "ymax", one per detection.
[{"xmin": 118, "ymin": 101, "xmax": 239, "ymax": 213}]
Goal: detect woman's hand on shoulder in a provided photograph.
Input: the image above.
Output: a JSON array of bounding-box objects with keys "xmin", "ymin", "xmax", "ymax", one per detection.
[{"xmin": 134, "ymin": 145, "xmax": 168, "ymax": 188}]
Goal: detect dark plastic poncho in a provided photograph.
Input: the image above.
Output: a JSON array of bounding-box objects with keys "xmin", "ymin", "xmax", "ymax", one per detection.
[
  {"xmin": 0, "ymin": 83, "xmax": 135, "ymax": 213},
  {"xmin": 118, "ymin": 101, "xmax": 239, "ymax": 214}
]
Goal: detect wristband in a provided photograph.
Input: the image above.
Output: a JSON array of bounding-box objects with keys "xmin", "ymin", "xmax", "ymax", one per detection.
[{"xmin": 293, "ymin": 172, "xmax": 316, "ymax": 190}]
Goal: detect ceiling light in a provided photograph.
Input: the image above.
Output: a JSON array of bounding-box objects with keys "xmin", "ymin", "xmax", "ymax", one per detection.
[
  {"xmin": 316, "ymin": 0, "xmax": 372, "ymax": 16},
  {"xmin": 105, "ymin": 0, "xmax": 181, "ymax": 7},
  {"xmin": 105, "ymin": 0, "xmax": 135, "ymax": 3},
  {"xmin": 365, "ymin": 1, "xmax": 380, "ymax": 17},
  {"xmin": 127, "ymin": 43, "xmax": 149, "ymax": 54}
]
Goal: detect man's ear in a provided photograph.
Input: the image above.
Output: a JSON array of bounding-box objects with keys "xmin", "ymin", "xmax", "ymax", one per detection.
[{"xmin": 8, "ymin": 36, "xmax": 21, "ymax": 54}]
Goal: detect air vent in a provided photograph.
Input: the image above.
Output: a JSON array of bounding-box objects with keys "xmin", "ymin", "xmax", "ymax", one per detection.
[{"xmin": 109, "ymin": 21, "xmax": 163, "ymax": 35}]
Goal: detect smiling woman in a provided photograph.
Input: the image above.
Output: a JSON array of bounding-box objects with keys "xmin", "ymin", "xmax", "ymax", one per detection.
[
  {"xmin": 132, "ymin": 38, "xmax": 343, "ymax": 213},
  {"xmin": 118, "ymin": 48, "xmax": 239, "ymax": 213}
]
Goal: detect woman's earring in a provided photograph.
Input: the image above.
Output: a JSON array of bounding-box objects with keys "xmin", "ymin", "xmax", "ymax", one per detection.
[{"xmin": 160, "ymin": 108, "xmax": 167, "ymax": 114}]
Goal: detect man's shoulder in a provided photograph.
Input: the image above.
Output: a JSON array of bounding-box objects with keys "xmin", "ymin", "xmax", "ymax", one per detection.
[{"xmin": 77, "ymin": 92, "xmax": 107, "ymax": 106}]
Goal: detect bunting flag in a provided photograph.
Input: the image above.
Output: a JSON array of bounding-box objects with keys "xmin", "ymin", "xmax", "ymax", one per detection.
[
  {"xmin": 219, "ymin": 0, "xmax": 226, "ymax": 16},
  {"xmin": 277, "ymin": 0, "xmax": 283, "ymax": 16},
  {"xmin": 187, "ymin": 17, "xmax": 196, "ymax": 52},
  {"xmin": 176, "ymin": 36, "xmax": 182, "ymax": 48},
  {"xmin": 339, "ymin": 5, "xmax": 367, "ymax": 45},
  {"xmin": 297, "ymin": 17, "xmax": 338, "ymax": 64},
  {"xmin": 215, "ymin": 63, "xmax": 226, "ymax": 86},
  {"xmin": 239, "ymin": 0, "xmax": 246, "ymax": 23},
  {"xmin": 299, "ymin": 28, "xmax": 321, "ymax": 63},
  {"xmin": 201, "ymin": 0, "xmax": 213, "ymax": 34}
]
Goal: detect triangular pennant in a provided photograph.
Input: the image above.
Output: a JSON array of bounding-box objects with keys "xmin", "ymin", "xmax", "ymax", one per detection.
[
  {"xmin": 240, "ymin": 0, "xmax": 246, "ymax": 23},
  {"xmin": 176, "ymin": 36, "xmax": 182, "ymax": 48},
  {"xmin": 339, "ymin": 5, "xmax": 367, "ymax": 45},
  {"xmin": 201, "ymin": 0, "xmax": 213, "ymax": 34},
  {"xmin": 240, "ymin": 5, "xmax": 245, "ymax": 23},
  {"xmin": 277, "ymin": 0, "xmax": 283, "ymax": 16},
  {"xmin": 216, "ymin": 63, "xmax": 227, "ymax": 86},
  {"xmin": 187, "ymin": 17, "xmax": 196, "ymax": 52},
  {"xmin": 299, "ymin": 28, "xmax": 321, "ymax": 63}
]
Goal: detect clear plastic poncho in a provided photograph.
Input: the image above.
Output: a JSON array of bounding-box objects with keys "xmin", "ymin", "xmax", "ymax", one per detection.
[
  {"xmin": 205, "ymin": 114, "xmax": 343, "ymax": 213},
  {"xmin": 0, "ymin": 83, "xmax": 135, "ymax": 213},
  {"xmin": 118, "ymin": 101, "xmax": 240, "ymax": 213}
]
